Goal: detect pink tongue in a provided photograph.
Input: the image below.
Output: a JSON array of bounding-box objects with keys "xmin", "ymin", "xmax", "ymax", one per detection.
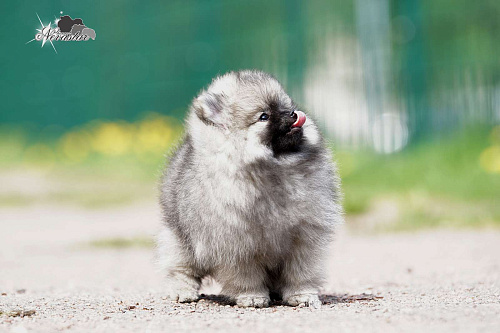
[{"xmin": 292, "ymin": 111, "xmax": 306, "ymax": 128}]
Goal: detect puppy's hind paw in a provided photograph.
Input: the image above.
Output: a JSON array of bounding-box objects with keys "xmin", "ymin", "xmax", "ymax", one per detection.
[
  {"xmin": 236, "ymin": 295, "xmax": 270, "ymax": 308},
  {"xmin": 285, "ymin": 293, "xmax": 321, "ymax": 309}
]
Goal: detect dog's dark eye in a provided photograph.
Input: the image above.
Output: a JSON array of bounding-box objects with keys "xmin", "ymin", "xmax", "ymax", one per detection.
[{"xmin": 259, "ymin": 113, "xmax": 269, "ymax": 121}]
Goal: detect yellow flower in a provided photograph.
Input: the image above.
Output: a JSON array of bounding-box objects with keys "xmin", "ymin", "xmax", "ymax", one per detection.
[
  {"xmin": 59, "ymin": 130, "xmax": 92, "ymax": 163},
  {"xmin": 479, "ymin": 145, "xmax": 500, "ymax": 174},
  {"xmin": 91, "ymin": 122, "xmax": 134, "ymax": 155},
  {"xmin": 134, "ymin": 114, "xmax": 182, "ymax": 154}
]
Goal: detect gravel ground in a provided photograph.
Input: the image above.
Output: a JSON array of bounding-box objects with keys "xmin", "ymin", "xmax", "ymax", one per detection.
[{"xmin": 1, "ymin": 203, "xmax": 499, "ymax": 332}]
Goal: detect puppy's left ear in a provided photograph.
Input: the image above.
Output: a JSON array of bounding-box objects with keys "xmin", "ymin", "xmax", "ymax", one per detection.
[{"xmin": 192, "ymin": 92, "xmax": 226, "ymax": 128}]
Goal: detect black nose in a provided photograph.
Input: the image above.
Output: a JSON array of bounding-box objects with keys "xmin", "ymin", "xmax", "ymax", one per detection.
[{"xmin": 290, "ymin": 110, "xmax": 295, "ymax": 117}]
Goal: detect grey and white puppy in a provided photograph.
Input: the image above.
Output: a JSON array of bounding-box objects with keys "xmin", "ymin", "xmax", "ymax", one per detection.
[{"xmin": 158, "ymin": 70, "xmax": 343, "ymax": 308}]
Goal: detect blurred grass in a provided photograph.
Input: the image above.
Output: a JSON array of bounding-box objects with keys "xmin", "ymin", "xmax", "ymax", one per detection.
[
  {"xmin": 0, "ymin": 112, "xmax": 183, "ymax": 209},
  {"xmin": 0, "ymin": 194, "xmax": 35, "ymax": 207},
  {"xmin": 85, "ymin": 236, "xmax": 154, "ymax": 249},
  {"xmin": 0, "ymin": 112, "xmax": 184, "ymax": 181},
  {"xmin": 338, "ymin": 126, "xmax": 500, "ymax": 230},
  {"xmin": 0, "ymin": 117, "xmax": 499, "ymax": 231}
]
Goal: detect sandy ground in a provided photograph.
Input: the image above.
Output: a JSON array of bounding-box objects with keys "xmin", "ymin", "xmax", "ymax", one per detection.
[{"xmin": 1, "ymin": 202, "xmax": 499, "ymax": 332}]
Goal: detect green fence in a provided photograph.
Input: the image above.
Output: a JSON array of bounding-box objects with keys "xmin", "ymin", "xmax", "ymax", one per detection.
[{"xmin": 1, "ymin": 0, "xmax": 499, "ymax": 149}]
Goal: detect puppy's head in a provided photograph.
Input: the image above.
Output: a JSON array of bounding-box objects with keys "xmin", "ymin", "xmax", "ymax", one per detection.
[{"xmin": 190, "ymin": 70, "xmax": 314, "ymax": 156}]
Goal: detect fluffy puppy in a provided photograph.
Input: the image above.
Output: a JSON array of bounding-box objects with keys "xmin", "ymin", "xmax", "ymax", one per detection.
[{"xmin": 158, "ymin": 70, "xmax": 343, "ymax": 308}]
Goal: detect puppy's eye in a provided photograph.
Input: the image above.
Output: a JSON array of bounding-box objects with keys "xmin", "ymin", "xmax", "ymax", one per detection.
[{"xmin": 259, "ymin": 113, "xmax": 270, "ymax": 121}]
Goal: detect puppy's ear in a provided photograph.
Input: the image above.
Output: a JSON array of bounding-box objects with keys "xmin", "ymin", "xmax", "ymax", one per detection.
[{"xmin": 192, "ymin": 92, "xmax": 226, "ymax": 128}]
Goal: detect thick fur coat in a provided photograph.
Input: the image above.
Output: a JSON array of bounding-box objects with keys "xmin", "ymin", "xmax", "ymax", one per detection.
[{"xmin": 158, "ymin": 70, "xmax": 343, "ymax": 308}]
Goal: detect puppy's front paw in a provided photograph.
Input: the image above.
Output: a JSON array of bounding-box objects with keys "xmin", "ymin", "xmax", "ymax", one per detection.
[
  {"xmin": 285, "ymin": 293, "xmax": 321, "ymax": 308},
  {"xmin": 165, "ymin": 287, "xmax": 199, "ymax": 303},
  {"xmin": 236, "ymin": 295, "xmax": 270, "ymax": 308}
]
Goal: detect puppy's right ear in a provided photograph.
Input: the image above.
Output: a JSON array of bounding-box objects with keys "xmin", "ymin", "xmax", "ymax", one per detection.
[{"xmin": 192, "ymin": 92, "xmax": 226, "ymax": 128}]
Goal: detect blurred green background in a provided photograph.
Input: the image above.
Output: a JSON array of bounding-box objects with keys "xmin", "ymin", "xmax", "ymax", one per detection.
[{"xmin": 1, "ymin": 0, "xmax": 499, "ymax": 231}]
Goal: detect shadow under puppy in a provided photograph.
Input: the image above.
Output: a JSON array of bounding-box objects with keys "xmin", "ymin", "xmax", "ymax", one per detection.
[{"xmin": 158, "ymin": 70, "xmax": 343, "ymax": 308}]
